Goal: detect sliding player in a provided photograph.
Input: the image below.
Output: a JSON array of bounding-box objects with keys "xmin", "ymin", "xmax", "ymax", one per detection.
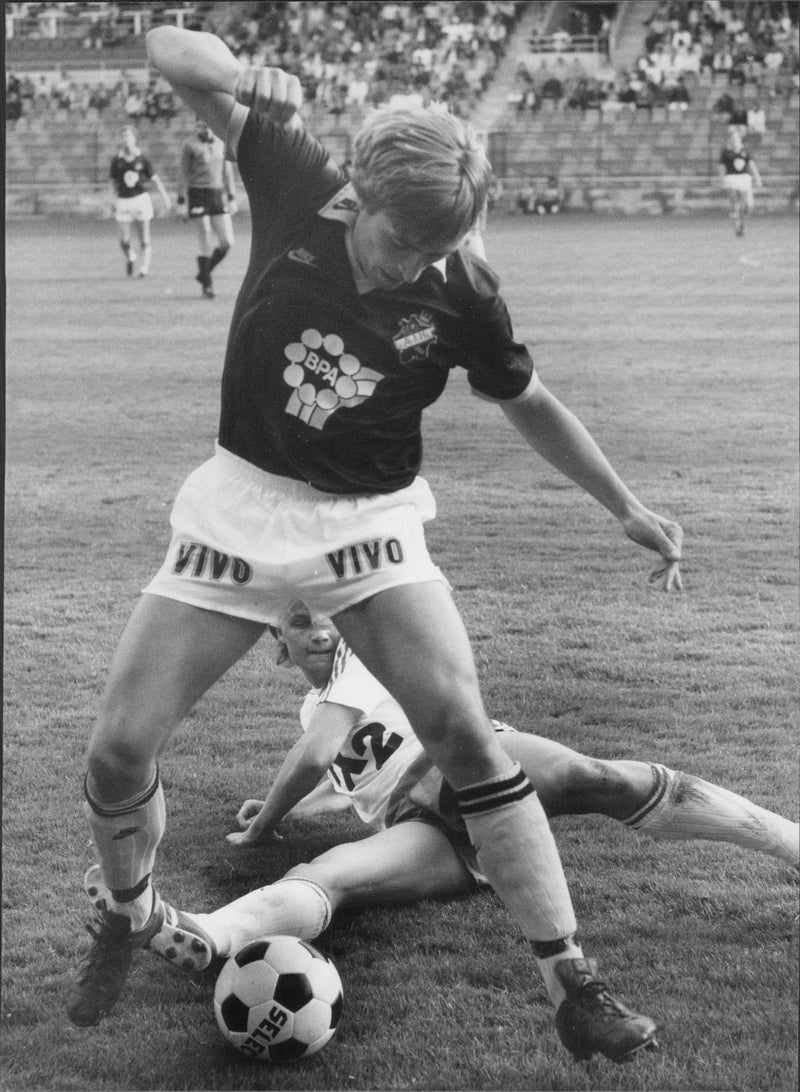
[{"xmin": 84, "ymin": 601, "xmax": 798, "ymax": 1059}]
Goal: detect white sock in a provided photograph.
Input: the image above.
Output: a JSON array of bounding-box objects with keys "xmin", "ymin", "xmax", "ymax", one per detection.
[
  {"xmin": 192, "ymin": 877, "xmax": 332, "ymax": 957},
  {"xmin": 458, "ymin": 763, "xmax": 578, "ymax": 940},
  {"xmin": 536, "ymin": 939, "xmax": 586, "ymax": 1009},
  {"xmin": 627, "ymin": 765, "xmax": 800, "ymax": 865},
  {"xmin": 84, "ymin": 772, "xmax": 165, "ymax": 931}
]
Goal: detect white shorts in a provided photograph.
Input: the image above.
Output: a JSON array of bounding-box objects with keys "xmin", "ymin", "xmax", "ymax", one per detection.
[
  {"xmin": 723, "ymin": 174, "xmax": 753, "ymax": 193},
  {"xmin": 115, "ymin": 192, "xmax": 154, "ymax": 223},
  {"xmin": 143, "ymin": 445, "xmax": 447, "ymax": 623}
]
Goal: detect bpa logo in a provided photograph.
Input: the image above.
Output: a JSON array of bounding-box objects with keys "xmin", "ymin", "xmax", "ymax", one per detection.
[{"xmin": 282, "ymin": 328, "xmax": 383, "ymax": 429}]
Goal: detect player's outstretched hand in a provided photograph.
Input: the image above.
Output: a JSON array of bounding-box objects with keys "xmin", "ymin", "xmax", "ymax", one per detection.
[
  {"xmin": 233, "ymin": 66, "xmax": 303, "ymax": 127},
  {"xmin": 621, "ymin": 505, "xmax": 684, "ymax": 592},
  {"xmin": 225, "ymin": 798, "xmax": 277, "ymax": 845}
]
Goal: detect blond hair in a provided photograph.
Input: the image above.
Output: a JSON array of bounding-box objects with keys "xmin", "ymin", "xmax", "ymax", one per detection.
[{"xmin": 350, "ymin": 106, "xmax": 491, "ymax": 250}]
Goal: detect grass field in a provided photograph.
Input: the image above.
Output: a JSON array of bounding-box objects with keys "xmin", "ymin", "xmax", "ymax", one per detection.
[{"xmin": 3, "ymin": 211, "xmax": 799, "ymax": 1092}]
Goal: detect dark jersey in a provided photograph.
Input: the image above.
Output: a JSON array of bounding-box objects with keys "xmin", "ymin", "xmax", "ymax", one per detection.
[
  {"xmin": 719, "ymin": 147, "xmax": 751, "ymax": 175},
  {"xmin": 221, "ymin": 112, "xmax": 535, "ymax": 495},
  {"xmin": 181, "ymin": 135, "xmax": 227, "ymax": 190},
  {"xmin": 110, "ymin": 152, "xmax": 154, "ymax": 198}
]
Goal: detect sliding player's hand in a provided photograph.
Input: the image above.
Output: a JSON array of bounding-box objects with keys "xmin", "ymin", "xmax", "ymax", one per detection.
[{"xmin": 234, "ymin": 66, "xmax": 303, "ymax": 128}]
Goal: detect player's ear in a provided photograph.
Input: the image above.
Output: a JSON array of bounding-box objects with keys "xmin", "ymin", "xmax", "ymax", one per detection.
[{"xmin": 268, "ymin": 624, "xmax": 291, "ymax": 667}]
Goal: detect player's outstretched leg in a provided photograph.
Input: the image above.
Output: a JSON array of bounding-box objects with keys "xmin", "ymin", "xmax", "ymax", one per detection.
[
  {"xmin": 554, "ymin": 958, "xmax": 659, "ymax": 1063},
  {"xmin": 624, "ymin": 765, "xmax": 799, "ymax": 866}
]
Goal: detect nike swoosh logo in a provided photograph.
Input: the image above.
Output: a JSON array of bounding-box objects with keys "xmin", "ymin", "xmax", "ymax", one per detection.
[{"xmin": 112, "ymin": 826, "xmax": 141, "ymax": 840}]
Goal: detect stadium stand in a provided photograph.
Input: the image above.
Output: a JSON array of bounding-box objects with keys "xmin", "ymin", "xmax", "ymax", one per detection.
[{"xmin": 5, "ymin": 0, "xmax": 799, "ymax": 217}]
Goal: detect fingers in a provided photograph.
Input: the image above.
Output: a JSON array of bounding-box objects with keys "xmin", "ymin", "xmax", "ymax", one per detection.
[
  {"xmin": 234, "ymin": 67, "xmax": 302, "ymax": 126},
  {"xmin": 648, "ymin": 558, "xmax": 683, "ymax": 593},
  {"xmin": 235, "ymin": 799, "xmax": 263, "ymax": 828}
]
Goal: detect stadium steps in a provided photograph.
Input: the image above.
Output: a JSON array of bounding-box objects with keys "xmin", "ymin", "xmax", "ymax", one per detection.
[{"xmin": 609, "ymin": 0, "xmax": 663, "ymax": 72}]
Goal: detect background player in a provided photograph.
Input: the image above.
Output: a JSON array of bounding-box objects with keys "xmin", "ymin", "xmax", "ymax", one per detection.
[
  {"xmin": 83, "ymin": 601, "xmax": 798, "ymax": 1055},
  {"xmin": 719, "ymin": 128, "xmax": 763, "ymax": 237},
  {"xmin": 68, "ymin": 26, "xmax": 684, "ymax": 1064},
  {"xmin": 109, "ymin": 125, "xmax": 171, "ymax": 277},
  {"xmin": 178, "ymin": 117, "xmax": 238, "ymax": 297}
]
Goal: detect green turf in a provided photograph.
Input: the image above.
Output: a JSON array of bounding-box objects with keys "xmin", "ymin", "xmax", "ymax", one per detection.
[{"xmin": 3, "ymin": 212, "xmax": 798, "ymax": 1091}]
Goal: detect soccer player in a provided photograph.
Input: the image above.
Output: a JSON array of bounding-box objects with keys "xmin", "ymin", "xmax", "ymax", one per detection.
[
  {"xmin": 109, "ymin": 126, "xmax": 171, "ymax": 277},
  {"xmin": 83, "ymin": 600, "xmax": 798, "ymax": 1056},
  {"xmin": 719, "ymin": 128, "xmax": 763, "ymax": 237},
  {"xmin": 67, "ymin": 27, "xmax": 684, "ymax": 1063},
  {"xmin": 178, "ymin": 117, "xmax": 238, "ymax": 298}
]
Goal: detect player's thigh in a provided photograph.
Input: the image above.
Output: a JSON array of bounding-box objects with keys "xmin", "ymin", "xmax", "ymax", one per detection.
[
  {"xmin": 93, "ymin": 593, "xmax": 266, "ymax": 757},
  {"xmin": 334, "ymin": 583, "xmax": 500, "ymax": 782},
  {"xmin": 293, "ymin": 821, "xmax": 475, "ymax": 910}
]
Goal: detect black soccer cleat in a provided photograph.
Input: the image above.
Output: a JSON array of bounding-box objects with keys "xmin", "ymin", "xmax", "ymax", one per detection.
[
  {"xmin": 66, "ymin": 880, "xmax": 165, "ymax": 1026},
  {"xmin": 83, "ymin": 864, "xmax": 216, "ymax": 972},
  {"xmin": 554, "ymin": 958, "xmax": 659, "ymax": 1063}
]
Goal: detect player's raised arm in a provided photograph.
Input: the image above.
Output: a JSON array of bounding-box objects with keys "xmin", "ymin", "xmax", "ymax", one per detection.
[
  {"xmin": 501, "ymin": 381, "xmax": 683, "ymax": 591},
  {"xmin": 146, "ymin": 27, "xmax": 243, "ymax": 140},
  {"xmin": 146, "ymin": 26, "xmax": 303, "ymax": 143}
]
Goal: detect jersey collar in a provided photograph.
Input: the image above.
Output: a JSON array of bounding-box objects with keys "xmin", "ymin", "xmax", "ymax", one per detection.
[{"xmin": 318, "ymin": 182, "xmax": 448, "ymax": 282}]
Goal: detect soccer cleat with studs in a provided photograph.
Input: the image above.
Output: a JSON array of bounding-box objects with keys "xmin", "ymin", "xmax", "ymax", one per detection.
[
  {"xmin": 83, "ymin": 863, "xmax": 216, "ymax": 973},
  {"xmin": 554, "ymin": 958, "xmax": 659, "ymax": 1063},
  {"xmin": 66, "ymin": 870, "xmax": 165, "ymax": 1026}
]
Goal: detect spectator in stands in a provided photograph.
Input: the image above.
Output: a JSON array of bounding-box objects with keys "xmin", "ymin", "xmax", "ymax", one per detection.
[
  {"xmin": 486, "ymin": 176, "xmax": 504, "ymax": 212},
  {"xmin": 665, "ymin": 74, "xmax": 692, "ymax": 113},
  {"xmin": 540, "ymin": 72, "xmax": 565, "ymax": 109},
  {"xmin": 109, "ymin": 125, "xmax": 171, "ymax": 278},
  {"xmin": 516, "ymin": 179, "xmax": 536, "ymax": 214},
  {"xmin": 746, "ymin": 99, "xmax": 766, "ymax": 134},
  {"xmin": 178, "ymin": 118, "xmax": 238, "ymax": 299},
  {"xmin": 719, "ymin": 128, "xmax": 763, "ymax": 237},
  {"xmin": 124, "ymin": 87, "xmax": 145, "ymax": 118},
  {"xmin": 7, "ymin": 85, "xmax": 23, "ymax": 122},
  {"xmin": 534, "ymin": 176, "xmax": 565, "ymax": 215}
]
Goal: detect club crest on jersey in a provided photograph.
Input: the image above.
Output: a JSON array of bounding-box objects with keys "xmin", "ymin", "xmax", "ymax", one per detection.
[
  {"xmin": 288, "ymin": 247, "xmax": 318, "ymax": 267},
  {"xmin": 283, "ymin": 328, "xmax": 384, "ymax": 430},
  {"xmin": 393, "ymin": 311, "xmax": 438, "ymax": 363}
]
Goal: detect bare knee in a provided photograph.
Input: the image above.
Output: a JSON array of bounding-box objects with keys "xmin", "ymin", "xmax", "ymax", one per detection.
[
  {"xmin": 540, "ymin": 755, "xmax": 626, "ymax": 816},
  {"xmin": 411, "ymin": 695, "xmax": 502, "ymax": 788},
  {"xmin": 86, "ymin": 701, "xmax": 162, "ymax": 799}
]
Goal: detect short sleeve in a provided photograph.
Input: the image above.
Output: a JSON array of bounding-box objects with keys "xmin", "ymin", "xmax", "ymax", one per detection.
[
  {"xmin": 233, "ymin": 111, "xmax": 343, "ymax": 225},
  {"xmin": 464, "ymin": 293, "xmax": 538, "ymax": 403}
]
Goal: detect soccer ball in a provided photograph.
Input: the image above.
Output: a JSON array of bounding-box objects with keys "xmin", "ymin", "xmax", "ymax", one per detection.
[{"xmin": 213, "ymin": 935, "xmax": 343, "ymax": 1062}]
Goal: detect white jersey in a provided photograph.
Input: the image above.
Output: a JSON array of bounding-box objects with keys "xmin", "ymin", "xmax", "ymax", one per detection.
[{"xmin": 299, "ymin": 641, "xmax": 514, "ymax": 832}]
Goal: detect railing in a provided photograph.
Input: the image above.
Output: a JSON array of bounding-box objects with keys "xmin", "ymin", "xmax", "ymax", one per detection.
[{"xmin": 526, "ymin": 34, "xmax": 602, "ymax": 54}]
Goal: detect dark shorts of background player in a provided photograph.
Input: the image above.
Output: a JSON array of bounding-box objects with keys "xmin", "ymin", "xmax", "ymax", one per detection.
[{"xmin": 187, "ymin": 187, "xmax": 227, "ymax": 218}]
